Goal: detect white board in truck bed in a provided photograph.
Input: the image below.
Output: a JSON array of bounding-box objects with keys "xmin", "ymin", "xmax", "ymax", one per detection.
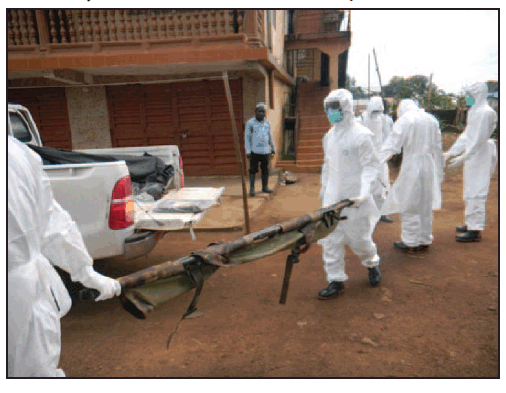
[{"xmin": 134, "ymin": 187, "xmax": 225, "ymax": 231}]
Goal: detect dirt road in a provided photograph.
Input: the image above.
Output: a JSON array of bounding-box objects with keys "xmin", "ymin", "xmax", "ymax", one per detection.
[{"xmin": 59, "ymin": 134, "xmax": 498, "ymax": 377}]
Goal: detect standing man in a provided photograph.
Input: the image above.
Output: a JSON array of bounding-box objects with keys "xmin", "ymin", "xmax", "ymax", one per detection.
[
  {"xmin": 445, "ymin": 82, "xmax": 498, "ymax": 242},
  {"xmin": 358, "ymin": 96, "xmax": 394, "ymax": 223},
  {"xmin": 377, "ymin": 99, "xmax": 444, "ymax": 252},
  {"xmin": 317, "ymin": 89, "xmax": 381, "ymax": 300},
  {"xmin": 8, "ymin": 136, "xmax": 121, "ymax": 377},
  {"xmin": 245, "ymin": 102, "xmax": 276, "ymax": 196}
]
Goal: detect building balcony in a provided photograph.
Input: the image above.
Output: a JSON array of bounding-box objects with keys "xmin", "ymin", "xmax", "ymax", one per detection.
[
  {"xmin": 8, "ymin": 10, "xmax": 268, "ymax": 54},
  {"xmin": 285, "ymin": 10, "xmax": 350, "ymax": 42},
  {"xmin": 8, "ymin": 10, "xmax": 294, "ymax": 88}
]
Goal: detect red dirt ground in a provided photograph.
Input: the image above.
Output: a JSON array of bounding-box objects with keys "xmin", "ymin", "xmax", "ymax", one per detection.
[{"xmin": 59, "ymin": 133, "xmax": 499, "ymax": 377}]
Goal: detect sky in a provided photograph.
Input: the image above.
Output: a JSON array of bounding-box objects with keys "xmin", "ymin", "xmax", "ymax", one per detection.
[{"xmin": 347, "ymin": 9, "xmax": 498, "ymax": 95}]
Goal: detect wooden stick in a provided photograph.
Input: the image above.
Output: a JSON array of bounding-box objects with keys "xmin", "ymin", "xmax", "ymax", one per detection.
[{"xmin": 222, "ymin": 71, "xmax": 251, "ymax": 234}]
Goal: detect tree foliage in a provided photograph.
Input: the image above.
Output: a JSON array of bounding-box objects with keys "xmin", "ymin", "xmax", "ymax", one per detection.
[
  {"xmin": 383, "ymin": 75, "xmax": 430, "ymax": 99},
  {"xmin": 384, "ymin": 75, "xmax": 458, "ymax": 110}
]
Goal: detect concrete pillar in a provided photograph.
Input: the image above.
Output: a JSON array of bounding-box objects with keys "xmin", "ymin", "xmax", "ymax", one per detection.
[
  {"xmin": 329, "ymin": 52, "xmax": 340, "ymax": 90},
  {"xmin": 66, "ymin": 85, "xmax": 112, "ymax": 149}
]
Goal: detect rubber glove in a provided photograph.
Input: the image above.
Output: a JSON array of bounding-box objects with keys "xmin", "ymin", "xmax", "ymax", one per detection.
[
  {"xmin": 350, "ymin": 193, "xmax": 368, "ymax": 206},
  {"xmin": 448, "ymin": 155, "xmax": 465, "ymax": 168},
  {"xmin": 78, "ymin": 266, "xmax": 121, "ymax": 301}
]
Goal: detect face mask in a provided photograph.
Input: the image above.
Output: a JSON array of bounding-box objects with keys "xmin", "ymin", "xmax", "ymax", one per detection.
[
  {"xmin": 327, "ymin": 108, "xmax": 343, "ymax": 123},
  {"xmin": 465, "ymin": 96, "xmax": 475, "ymax": 106}
]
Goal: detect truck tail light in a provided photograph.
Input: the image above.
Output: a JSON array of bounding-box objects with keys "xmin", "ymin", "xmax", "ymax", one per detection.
[
  {"xmin": 109, "ymin": 176, "xmax": 134, "ymax": 230},
  {"xmin": 179, "ymin": 155, "xmax": 185, "ymax": 188}
]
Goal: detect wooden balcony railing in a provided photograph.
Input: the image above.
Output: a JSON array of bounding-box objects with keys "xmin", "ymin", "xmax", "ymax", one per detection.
[
  {"xmin": 8, "ymin": 9, "xmax": 267, "ymax": 49},
  {"xmin": 291, "ymin": 10, "xmax": 350, "ymax": 36}
]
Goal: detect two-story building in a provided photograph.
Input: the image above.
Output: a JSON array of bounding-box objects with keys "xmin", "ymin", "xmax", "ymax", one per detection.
[{"xmin": 8, "ymin": 9, "xmax": 351, "ymax": 175}]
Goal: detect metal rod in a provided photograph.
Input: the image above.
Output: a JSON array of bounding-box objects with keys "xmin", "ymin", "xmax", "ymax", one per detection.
[
  {"xmin": 427, "ymin": 73, "xmax": 433, "ymax": 110},
  {"xmin": 222, "ymin": 71, "xmax": 251, "ymax": 234},
  {"xmin": 368, "ymin": 53, "xmax": 370, "ymax": 98}
]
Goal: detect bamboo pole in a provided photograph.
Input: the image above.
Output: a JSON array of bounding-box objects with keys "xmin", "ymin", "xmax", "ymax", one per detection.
[
  {"xmin": 426, "ymin": 73, "xmax": 433, "ymax": 110},
  {"xmin": 372, "ymin": 48, "xmax": 384, "ymax": 99},
  {"xmin": 222, "ymin": 71, "xmax": 251, "ymax": 234}
]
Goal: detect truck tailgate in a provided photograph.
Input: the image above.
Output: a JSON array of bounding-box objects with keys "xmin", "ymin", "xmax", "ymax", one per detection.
[{"xmin": 134, "ymin": 187, "xmax": 225, "ymax": 231}]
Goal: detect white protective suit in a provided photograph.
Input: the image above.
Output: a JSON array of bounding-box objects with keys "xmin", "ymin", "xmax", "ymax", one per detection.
[
  {"xmin": 446, "ymin": 82, "xmax": 498, "ymax": 230},
  {"xmin": 318, "ymin": 89, "xmax": 381, "ymax": 282},
  {"xmin": 377, "ymin": 100, "xmax": 444, "ymax": 247},
  {"xmin": 8, "ymin": 136, "xmax": 121, "ymax": 377},
  {"xmin": 358, "ymin": 96, "xmax": 393, "ymax": 211}
]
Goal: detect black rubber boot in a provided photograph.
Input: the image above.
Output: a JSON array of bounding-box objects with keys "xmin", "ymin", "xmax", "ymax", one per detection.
[
  {"xmin": 456, "ymin": 225, "xmax": 468, "ymax": 233},
  {"xmin": 261, "ymin": 172, "xmax": 273, "ymax": 193},
  {"xmin": 393, "ymin": 241, "xmax": 421, "ymax": 252},
  {"xmin": 419, "ymin": 245, "xmax": 430, "ymax": 251},
  {"xmin": 379, "ymin": 215, "xmax": 393, "ymax": 223},
  {"xmin": 249, "ymin": 174, "xmax": 255, "ymax": 197},
  {"xmin": 456, "ymin": 230, "xmax": 481, "ymax": 242},
  {"xmin": 368, "ymin": 266, "xmax": 382, "ymax": 286},
  {"xmin": 318, "ymin": 281, "xmax": 345, "ymax": 300}
]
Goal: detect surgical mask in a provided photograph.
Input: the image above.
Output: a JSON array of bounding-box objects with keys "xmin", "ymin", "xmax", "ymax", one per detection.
[
  {"xmin": 465, "ymin": 96, "xmax": 475, "ymax": 106},
  {"xmin": 327, "ymin": 108, "xmax": 343, "ymax": 123}
]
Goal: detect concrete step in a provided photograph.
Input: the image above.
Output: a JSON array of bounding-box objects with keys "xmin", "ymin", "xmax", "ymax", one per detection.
[
  {"xmin": 299, "ymin": 129, "xmax": 327, "ymax": 135},
  {"xmin": 298, "ymin": 133, "xmax": 326, "ymax": 141},
  {"xmin": 296, "ymin": 160, "xmax": 324, "ymax": 168},
  {"xmin": 297, "ymin": 140, "xmax": 322, "ymax": 148},
  {"xmin": 297, "ymin": 153, "xmax": 324, "ymax": 161},
  {"xmin": 297, "ymin": 144, "xmax": 323, "ymax": 157},
  {"xmin": 299, "ymin": 120, "xmax": 329, "ymax": 129}
]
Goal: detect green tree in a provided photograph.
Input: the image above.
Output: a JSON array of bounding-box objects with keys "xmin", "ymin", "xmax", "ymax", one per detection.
[
  {"xmin": 383, "ymin": 75, "xmax": 430, "ymax": 98},
  {"xmin": 424, "ymin": 89, "xmax": 456, "ymax": 110}
]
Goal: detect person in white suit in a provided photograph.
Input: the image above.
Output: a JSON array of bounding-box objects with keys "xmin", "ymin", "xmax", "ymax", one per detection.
[
  {"xmin": 445, "ymin": 82, "xmax": 498, "ymax": 242},
  {"xmin": 8, "ymin": 136, "xmax": 121, "ymax": 377},
  {"xmin": 358, "ymin": 96, "xmax": 394, "ymax": 223},
  {"xmin": 317, "ymin": 89, "xmax": 381, "ymax": 300},
  {"xmin": 377, "ymin": 99, "xmax": 444, "ymax": 252}
]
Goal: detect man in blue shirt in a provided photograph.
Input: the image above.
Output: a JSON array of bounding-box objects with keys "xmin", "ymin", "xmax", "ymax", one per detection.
[{"xmin": 245, "ymin": 102, "xmax": 276, "ymax": 196}]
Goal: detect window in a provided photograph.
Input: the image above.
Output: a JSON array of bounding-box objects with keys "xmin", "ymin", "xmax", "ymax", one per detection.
[{"xmin": 9, "ymin": 112, "xmax": 33, "ymax": 143}]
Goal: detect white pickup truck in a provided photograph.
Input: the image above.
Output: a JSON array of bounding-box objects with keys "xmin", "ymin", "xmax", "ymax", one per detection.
[{"xmin": 8, "ymin": 103, "xmax": 223, "ymax": 261}]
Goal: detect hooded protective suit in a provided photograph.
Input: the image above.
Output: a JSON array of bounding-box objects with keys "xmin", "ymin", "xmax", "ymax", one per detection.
[
  {"xmin": 318, "ymin": 89, "xmax": 380, "ymax": 282},
  {"xmin": 8, "ymin": 136, "xmax": 121, "ymax": 377},
  {"xmin": 357, "ymin": 96, "xmax": 393, "ymax": 210},
  {"xmin": 445, "ymin": 82, "xmax": 498, "ymax": 230},
  {"xmin": 377, "ymin": 99, "xmax": 444, "ymax": 247}
]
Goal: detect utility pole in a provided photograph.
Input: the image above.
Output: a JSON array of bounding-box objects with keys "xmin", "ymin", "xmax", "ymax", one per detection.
[
  {"xmin": 372, "ymin": 48, "xmax": 383, "ymax": 99},
  {"xmin": 222, "ymin": 71, "xmax": 251, "ymax": 234},
  {"xmin": 426, "ymin": 73, "xmax": 433, "ymax": 110},
  {"xmin": 368, "ymin": 53, "xmax": 370, "ymax": 98}
]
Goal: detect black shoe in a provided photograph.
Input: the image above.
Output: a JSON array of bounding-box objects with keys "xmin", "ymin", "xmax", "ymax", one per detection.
[
  {"xmin": 379, "ymin": 215, "xmax": 393, "ymax": 223},
  {"xmin": 419, "ymin": 245, "xmax": 430, "ymax": 251},
  {"xmin": 393, "ymin": 241, "xmax": 421, "ymax": 252},
  {"xmin": 456, "ymin": 230, "xmax": 481, "ymax": 242},
  {"xmin": 368, "ymin": 266, "xmax": 382, "ymax": 286},
  {"xmin": 456, "ymin": 225, "xmax": 468, "ymax": 233},
  {"xmin": 249, "ymin": 174, "xmax": 256, "ymax": 197},
  {"xmin": 318, "ymin": 281, "xmax": 345, "ymax": 300},
  {"xmin": 261, "ymin": 172, "xmax": 273, "ymax": 193}
]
